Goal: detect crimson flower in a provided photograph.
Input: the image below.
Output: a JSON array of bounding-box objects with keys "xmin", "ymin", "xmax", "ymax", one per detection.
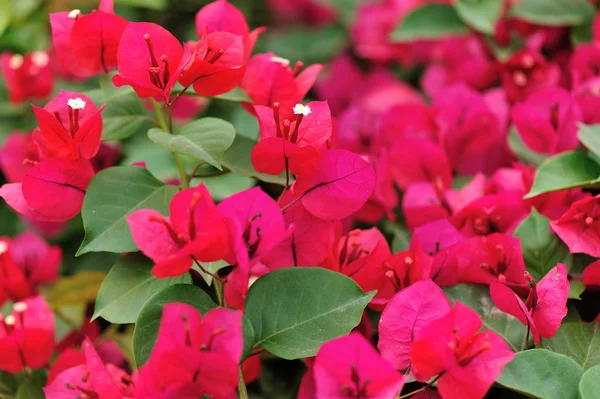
[
  {"xmin": 551, "ymin": 194, "xmax": 600, "ymax": 257},
  {"xmin": 501, "ymin": 49, "xmax": 560, "ymax": 103},
  {"xmin": 0, "ymin": 131, "xmax": 40, "ymax": 183},
  {"xmin": 491, "ymin": 263, "xmax": 569, "ymax": 344},
  {"xmin": 410, "ymin": 302, "xmax": 515, "ymax": 399},
  {"xmin": 0, "ymin": 296, "xmax": 55, "ymax": 373},
  {"xmin": 251, "ymin": 101, "xmax": 332, "ymax": 177},
  {"xmin": 0, "ymin": 51, "xmax": 53, "ymax": 104},
  {"xmin": 50, "ymin": 0, "xmax": 128, "ymax": 78},
  {"xmin": 583, "ymin": 259, "xmax": 600, "ymax": 290}
]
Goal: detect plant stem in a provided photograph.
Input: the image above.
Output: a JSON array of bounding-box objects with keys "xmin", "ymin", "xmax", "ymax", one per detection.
[
  {"xmin": 238, "ymin": 365, "xmax": 249, "ymax": 399},
  {"xmin": 277, "ymin": 160, "xmax": 290, "ymax": 205},
  {"xmin": 522, "ymin": 323, "xmax": 531, "ymax": 351},
  {"xmin": 396, "ymin": 375, "xmax": 440, "ymax": 399},
  {"xmin": 192, "ymin": 169, "xmax": 231, "ymax": 179}
]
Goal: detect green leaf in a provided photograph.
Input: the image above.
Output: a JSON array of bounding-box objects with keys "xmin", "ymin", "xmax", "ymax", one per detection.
[
  {"xmin": 541, "ymin": 322, "xmax": 600, "ymax": 370},
  {"xmin": 497, "ymin": 349, "xmax": 583, "ymax": 399},
  {"xmin": 92, "ymin": 254, "xmax": 192, "ymax": 324},
  {"xmin": 391, "ymin": 4, "xmax": 468, "ymax": 42},
  {"xmin": 578, "ymin": 124, "xmax": 600, "ymax": 164},
  {"xmin": 221, "ymin": 135, "xmax": 287, "ymax": 185},
  {"xmin": 114, "ymin": 0, "xmax": 167, "ymax": 10},
  {"xmin": 0, "ymin": 371, "xmax": 17, "ymax": 395},
  {"xmin": 443, "ymin": 284, "xmax": 524, "ymax": 351},
  {"xmin": 525, "ymin": 150, "xmax": 600, "ymax": 198},
  {"xmin": 212, "ymin": 86, "xmax": 251, "ymax": 102},
  {"xmin": 55, "ymin": 304, "xmax": 85, "ymax": 341},
  {"xmin": 579, "ymin": 365, "xmax": 600, "ymax": 399},
  {"xmin": 46, "ymin": 272, "xmax": 106, "ymax": 307},
  {"xmin": 572, "ymin": 21, "xmax": 594, "ymax": 45},
  {"xmin": 148, "ymin": 117, "xmax": 235, "ymax": 169},
  {"xmin": 133, "ymin": 284, "xmax": 216, "ymax": 367},
  {"xmin": 568, "ymin": 280, "xmax": 585, "ymax": 299},
  {"xmin": 0, "ymin": 1, "xmax": 11, "ymax": 37},
  {"xmin": 509, "ymin": 0, "xmax": 595, "ymax": 26},
  {"xmin": 514, "ymin": 209, "xmax": 572, "ymax": 281},
  {"xmin": 244, "ymin": 268, "xmax": 375, "ymax": 360},
  {"xmin": 15, "ymin": 384, "xmax": 44, "ymax": 399},
  {"xmin": 508, "ymin": 127, "xmax": 546, "ymax": 166},
  {"xmin": 455, "ymin": 0, "xmax": 503, "ymax": 35},
  {"xmin": 77, "ymin": 166, "xmax": 177, "ymax": 255}
]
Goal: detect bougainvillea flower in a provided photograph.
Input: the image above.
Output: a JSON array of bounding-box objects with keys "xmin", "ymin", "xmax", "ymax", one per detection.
[
  {"xmin": 266, "ymin": 0, "xmax": 336, "ymax": 25},
  {"xmin": 410, "ymin": 302, "xmax": 515, "ymax": 399},
  {"xmin": 44, "ymin": 338, "xmax": 134, "ymax": 399},
  {"xmin": 135, "ymin": 304, "xmax": 241, "ymax": 398},
  {"xmin": 501, "ymin": 49, "xmax": 561, "ymax": 103},
  {"xmin": 550, "ymin": 194, "xmax": 600, "ymax": 257},
  {"xmin": 491, "ymin": 263, "xmax": 569, "ymax": 344},
  {"xmin": 0, "ymin": 158, "xmax": 95, "ymax": 222},
  {"xmin": 251, "ymin": 101, "xmax": 332, "ymax": 177},
  {"xmin": 410, "ymin": 219, "xmax": 465, "ymax": 256},
  {"xmin": 570, "ymin": 43, "xmax": 600, "ymax": 89},
  {"xmin": 512, "ymin": 88, "xmax": 582, "ymax": 154},
  {"xmin": 312, "ymin": 332, "xmax": 406, "ymax": 399},
  {"xmin": 292, "ymin": 149, "xmax": 375, "ymax": 220},
  {"xmin": 433, "ymin": 233, "xmax": 528, "ymax": 291},
  {"xmin": 127, "ymin": 184, "xmax": 229, "ymax": 278},
  {"xmin": 355, "ymin": 150, "xmax": 399, "ymax": 223},
  {"xmin": 0, "ymin": 296, "xmax": 55, "ymax": 373},
  {"xmin": 573, "ymin": 76, "xmax": 600, "ymax": 125},
  {"xmin": 378, "ymin": 280, "xmax": 451, "ymax": 370},
  {"xmin": 50, "ymin": 0, "xmax": 128, "ymax": 78},
  {"xmin": 32, "ymin": 91, "xmax": 105, "ymax": 160},
  {"xmin": 402, "ymin": 182, "xmax": 452, "ymax": 230},
  {"xmin": 0, "ymin": 131, "xmax": 39, "ymax": 183},
  {"xmin": 113, "ymin": 22, "xmax": 190, "ymax": 101},
  {"xmin": 0, "ymin": 51, "xmax": 53, "ymax": 104},
  {"xmin": 453, "ymin": 192, "xmax": 528, "ymax": 236},
  {"xmin": 583, "ymin": 259, "xmax": 600, "ymax": 290},
  {"xmin": 240, "ymin": 53, "xmax": 323, "ymax": 119},
  {"xmin": 379, "ymin": 104, "xmax": 438, "ymax": 145},
  {"xmin": 0, "ymin": 239, "xmax": 33, "ymax": 304}
]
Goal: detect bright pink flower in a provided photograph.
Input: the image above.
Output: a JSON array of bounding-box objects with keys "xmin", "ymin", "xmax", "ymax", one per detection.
[
  {"xmin": 266, "ymin": 0, "xmax": 336, "ymax": 25},
  {"xmin": 0, "ymin": 131, "xmax": 39, "ymax": 183},
  {"xmin": 314, "ymin": 53, "xmax": 365, "ymax": 115},
  {"xmin": 491, "ymin": 263, "xmax": 569, "ymax": 344},
  {"xmin": 551, "ymin": 194, "xmax": 600, "ymax": 257},
  {"xmin": 410, "ymin": 302, "xmax": 515, "ymax": 399},
  {"xmin": 136, "ymin": 304, "xmax": 242, "ymax": 398},
  {"xmin": 240, "ymin": 53, "xmax": 323, "ymax": 120},
  {"xmin": 573, "ymin": 77, "xmax": 600, "ymax": 124},
  {"xmin": 32, "ymin": 91, "xmax": 104, "ymax": 160},
  {"xmin": 113, "ymin": 22, "xmax": 190, "ymax": 102},
  {"xmin": 512, "ymin": 88, "xmax": 582, "ymax": 154},
  {"xmin": 570, "ymin": 43, "xmax": 600, "ymax": 89},
  {"xmin": 0, "ymin": 296, "xmax": 55, "ymax": 373},
  {"xmin": 251, "ymin": 101, "xmax": 332, "ymax": 177},
  {"xmin": 0, "ymin": 51, "xmax": 53, "ymax": 104},
  {"xmin": 501, "ymin": 49, "xmax": 560, "ymax": 103},
  {"xmin": 410, "ymin": 219, "xmax": 465, "ymax": 256},
  {"xmin": 44, "ymin": 338, "xmax": 134, "ymax": 399},
  {"xmin": 292, "ymin": 149, "xmax": 376, "ymax": 220},
  {"xmin": 312, "ymin": 332, "xmax": 406, "ymax": 399},
  {"xmin": 0, "ymin": 238, "xmax": 33, "ymax": 304},
  {"xmin": 583, "ymin": 259, "xmax": 600, "ymax": 290},
  {"xmin": 379, "ymin": 104, "xmax": 438, "ymax": 144},
  {"xmin": 355, "ymin": 150, "xmax": 399, "ymax": 223},
  {"xmin": 6, "ymin": 231, "xmax": 61, "ymax": 291},
  {"xmin": 50, "ymin": 0, "xmax": 128, "ymax": 78},
  {"xmin": 378, "ymin": 280, "xmax": 451, "ymax": 370},
  {"xmin": 127, "ymin": 184, "xmax": 229, "ymax": 278}
]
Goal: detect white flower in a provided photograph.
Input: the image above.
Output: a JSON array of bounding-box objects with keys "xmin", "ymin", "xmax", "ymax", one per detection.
[
  {"xmin": 67, "ymin": 97, "xmax": 86, "ymax": 110},
  {"xmin": 9, "ymin": 54, "xmax": 23, "ymax": 70},
  {"xmin": 31, "ymin": 51, "xmax": 49, "ymax": 68},
  {"xmin": 293, "ymin": 103, "xmax": 311, "ymax": 116},
  {"xmin": 68, "ymin": 9, "xmax": 81, "ymax": 19},
  {"xmin": 270, "ymin": 56, "xmax": 290, "ymax": 67}
]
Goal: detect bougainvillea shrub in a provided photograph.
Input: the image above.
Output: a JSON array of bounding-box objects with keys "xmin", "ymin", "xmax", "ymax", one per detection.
[{"xmin": 1, "ymin": 0, "xmax": 600, "ymax": 397}]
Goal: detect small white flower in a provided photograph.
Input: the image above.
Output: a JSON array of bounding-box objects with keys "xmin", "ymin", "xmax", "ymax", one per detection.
[
  {"xmin": 68, "ymin": 9, "xmax": 81, "ymax": 19},
  {"xmin": 9, "ymin": 54, "xmax": 24, "ymax": 70},
  {"xmin": 4, "ymin": 315, "xmax": 15, "ymax": 326},
  {"xmin": 67, "ymin": 97, "xmax": 86, "ymax": 110},
  {"xmin": 0, "ymin": 241, "xmax": 7, "ymax": 255},
  {"xmin": 270, "ymin": 56, "xmax": 290, "ymax": 67},
  {"xmin": 31, "ymin": 51, "xmax": 49, "ymax": 68},
  {"xmin": 293, "ymin": 103, "xmax": 311, "ymax": 116},
  {"xmin": 12, "ymin": 302, "xmax": 27, "ymax": 312}
]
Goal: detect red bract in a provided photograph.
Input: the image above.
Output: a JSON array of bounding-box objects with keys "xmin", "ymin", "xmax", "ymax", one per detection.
[
  {"xmin": 389, "ymin": 138, "xmax": 452, "ymax": 190},
  {"xmin": 44, "ymin": 338, "xmax": 134, "ymax": 399},
  {"xmin": 266, "ymin": 0, "xmax": 336, "ymax": 25},
  {"xmin": 0, "ymin": 239, "xmax": 33, "ymax": 304},
  {"xmin": 512, "ymin": 88, "xmax": 582, "ymax": 154},
  {"xmin": 551, "ymin": 194, "xmax": 600, "ymax": 257},
  {"xmin": 410, "ymin": 219, "xmax": 465, "ymax": 256},
  {"xmin": 32, "ymin": 91, "xmax": 105, "ymax": 160},
  {"xmin": 0, "ymin": 51, "xmax": 53, "ymax": 104},
  {"xmin": 583, "ymin": 259, "xmax": 600, "ymax": 290},
  {"xmin": 136, "ymin": 304, "xmax": 241, "ymax": 398},
  {"xmin": 410, "ymin": 302, "xmax": 515, "ymax": 399},
  {"xmin": 378, "ymin": 280, "xmax": 451, "ymax": 371},
  {"xmin": 310, "ymin": 332, "xmax": 406, "ymax": 399},
  {"xmin": 292, "ymin": 149, "xmax": 376, "ymax": 220},
  {"xmin": 50, "ymin": 0, "xmax": 128, "ymax": 78},
  {"xmin": 113, "ymin": 22, "xmax": 190, "ymax": 102},
  {"xmin": 251, "ymin": 101, "xmax": 332, "ymax": 177},
  {"xmin": 355, "ymin": 150, "xmax": 399, "ymax": 223},
  {"xmin": 379, "ymin": 104, "xmax": 438, "ymax": 144},
  {"xmin": 240, "ymin": 53, "xmax": 323, "ymax": 119},
  {"xmin": 127, "ymin": 184, "xmax": 229, "ymax": 278},
  {"xmin": 491, "ymin": 263, "xmax": 569, "ymax": 344},
  {"xmin": 0, "ymin": 296, "xmax": 55, "ymax": 373},
  {"xmin": 0, "ymin": 131, "xmax": 39, "ymax": 183},
  {"xmin": 502, "ymin": 49, "xmax": 561, "ymax": 103}
]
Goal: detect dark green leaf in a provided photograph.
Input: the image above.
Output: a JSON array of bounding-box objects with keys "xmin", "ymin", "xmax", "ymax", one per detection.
[
  {"xmin": 497, "ymin": 349, "xmax": 583, "ymax": 399},
  {"xmin": 133, "ymin": 284, "xmax": 216, "ymax": 367},
  {"xmin": 572, "ymin": 21, "xmax": 594, "ymax": 45},
  {"xmin": 244, "ymin": 268, "xmax": 375, "ymax": 360},
  {"xmin": 148, "ymin": 117, "xmax": 235, "ymax": 169},
  {"xmin": 509, "ymin": 0, "xmax": 595, "ymax": 26},
  {"xmin": 525, "ymin": 150, "xmax": 600, "ymax": 198},
  {"xmin": 77, "ymin": 166, "xmax": 178, "ymax": 255},
  {"xmin": 242, "ymin": 314, "xmax": 255, "ymax": 361},
  {"xmin": 514, "ymin": 209, "xmax": 572, "ymax": 281},
  {"xmin": 0, "ymin": 371, "xmax": 17, "ymax": 395},
  {"xmin": 455, "ymin": 0, "xmax": 503, "ymax": 35},
  {"xmin": 15, "ymin": 384, "xmax": 44, "ymax": 399},
  {"xmin": 508, "ymin": 127, "xmax": 546, "ymax": 166},
  {"xmin": 444, "ymin": 284, "xmax": 524, "ymax": 351},
  {"xmin": 0, "ymin": 2, "xmax": 11, "ymax": 37},
  {"xmin": 391, "ymin": 4, "xmax": 468, "ymax": 42},
  {"xmin": 578, "ymin": 124, "xmax": 600, "ymax": 164},
  {"xmin": 92, "ymin": 254, "xmax": 192, "ymax": 324},
  {"xmin": 579, "ymin": 365, "xmax": 600, "ymax": 399},
  {"xmin": 114, "ymin": 0, "xmax": 167, "ymax": 10},
  {"xmin": 541, "ymin": 322, "xmax": 600, "ymax": 370},
  {"xmin": 221, "ymin": 135, "xmax": 287, "ymax": 185}
]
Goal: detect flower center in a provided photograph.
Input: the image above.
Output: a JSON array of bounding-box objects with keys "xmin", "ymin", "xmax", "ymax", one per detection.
[{"xmin": 144, "ymin": 34, "xmax": 170, "ymax": 91}]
